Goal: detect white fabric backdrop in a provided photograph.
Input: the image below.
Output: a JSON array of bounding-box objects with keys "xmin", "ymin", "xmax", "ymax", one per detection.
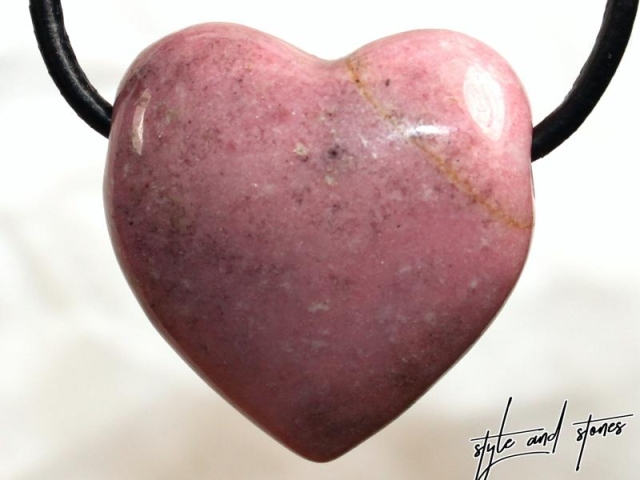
[{"xmin": 1, "ymin": 0, "xmax": 639, "ymax": 478}]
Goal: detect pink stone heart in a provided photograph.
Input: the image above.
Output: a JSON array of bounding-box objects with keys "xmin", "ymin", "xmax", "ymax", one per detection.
[{"xmin": 105, "ymin": 23, "xmax": 533, "ymax": 461}]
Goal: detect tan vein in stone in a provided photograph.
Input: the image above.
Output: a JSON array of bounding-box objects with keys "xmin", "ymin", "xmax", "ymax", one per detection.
[{"xmin": 345, "ymin": 58, "xmax": 532, "ymax": 230}]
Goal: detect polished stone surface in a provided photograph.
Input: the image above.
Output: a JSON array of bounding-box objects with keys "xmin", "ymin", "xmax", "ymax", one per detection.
[{"xmin": 105, "ymin": 23, "xmax": 533, "ymax": 462}]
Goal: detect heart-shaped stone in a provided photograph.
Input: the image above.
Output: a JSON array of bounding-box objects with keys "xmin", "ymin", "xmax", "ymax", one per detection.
[{"xmin": 105, "ymin": 23, "xmax": 533, "ymax": 462}]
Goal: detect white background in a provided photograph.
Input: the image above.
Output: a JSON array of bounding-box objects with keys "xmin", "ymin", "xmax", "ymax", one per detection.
[{"xmin": 1, "ymin": 0, "xmax": 639, "ymax": 478}]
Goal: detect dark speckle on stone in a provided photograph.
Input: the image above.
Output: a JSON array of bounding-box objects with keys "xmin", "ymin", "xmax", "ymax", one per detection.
[
  {"xmin": 326, "ymin": 144, "xmax": 348, "ymax": 161},
  {"xmin": 385, "ymin": 79, "xmax": 390, "ymax": 87}
]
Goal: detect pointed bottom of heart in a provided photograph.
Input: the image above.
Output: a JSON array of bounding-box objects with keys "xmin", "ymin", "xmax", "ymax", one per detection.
[
  {"xmin": 175, "ymin": 334, "xmax": 471, "ymax": 462},
  {"xmin": 105, "ymin": 23, "xmax": 534, "ymax": 462},
  {"xmin": 174, "ymin": 332, "xmax": 475, "ymax": 462}
]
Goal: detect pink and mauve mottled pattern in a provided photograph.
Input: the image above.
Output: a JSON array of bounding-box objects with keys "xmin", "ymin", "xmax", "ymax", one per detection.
[{"xmin": 105, "ymin": 23, "xmax": 533, "ymax": 461}]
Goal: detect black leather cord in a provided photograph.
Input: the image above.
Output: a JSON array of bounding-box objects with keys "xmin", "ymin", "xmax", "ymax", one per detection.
[
  {"xmin": 29, "ymin": 0, "xmax": 637, "ymax": 160},
  {"xmin": 532, "ymin": 0, "xmax": 638, "ymax": 160},
  {"xmin": 29, "ymin": 0, "xmax": 112, "ymax": 138}
]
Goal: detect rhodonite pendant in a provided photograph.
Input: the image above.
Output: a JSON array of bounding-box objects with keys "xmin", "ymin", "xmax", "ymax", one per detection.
[{"xmin": 105, "ymin": 23, "xmax": 533, "ymax": 461}]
